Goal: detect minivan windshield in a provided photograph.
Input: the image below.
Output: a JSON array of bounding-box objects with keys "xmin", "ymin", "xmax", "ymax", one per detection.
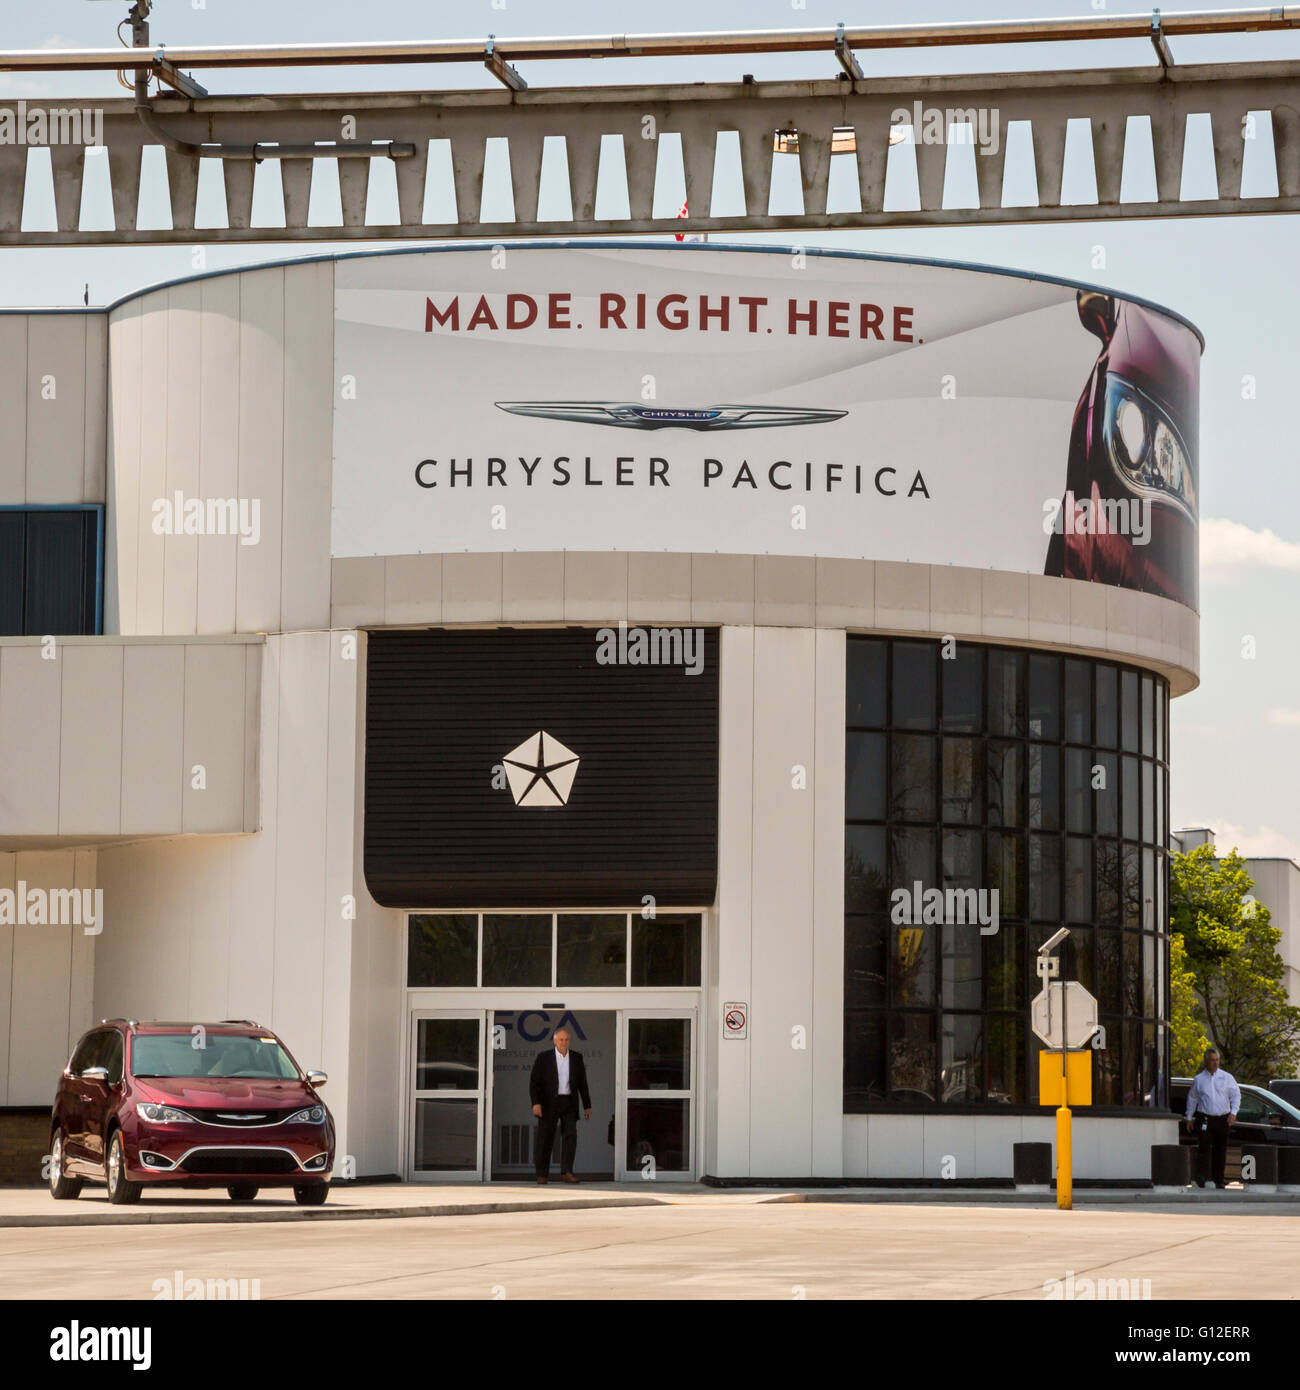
[{"xmin": 130, "ymin": 1033, "xmax": 299, "ymax": 1081}]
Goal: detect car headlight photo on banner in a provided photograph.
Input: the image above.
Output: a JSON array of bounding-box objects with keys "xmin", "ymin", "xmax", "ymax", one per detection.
[{"xmin": 332, "ymin": 242, "xmax": 1201, "ymax": 610}]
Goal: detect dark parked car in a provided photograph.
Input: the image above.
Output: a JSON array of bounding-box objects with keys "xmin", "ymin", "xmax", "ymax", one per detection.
[
  {"xmin": 49, "ymin": 1020, "xmax": 334, "ymax": 1205},
  {"xmin": 1046, "ymin": 289, "xmax": 1199, "ymax": 609},
  {"xmin": 1170, "ymin": 1077, "xmax": 1300, "ymax": 1183},
  {"xmin": 1269, "ymin": 1079, "xmax": 1300, "ymax": 1110}
]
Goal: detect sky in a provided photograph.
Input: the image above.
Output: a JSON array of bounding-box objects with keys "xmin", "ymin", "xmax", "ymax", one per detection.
[{"xmin": 2, "ymin": 0, "xmax": 1298, "ymax": 863}]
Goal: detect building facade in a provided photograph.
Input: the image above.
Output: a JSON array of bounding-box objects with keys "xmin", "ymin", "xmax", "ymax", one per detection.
[{"xmin": 0, "ymin": 243, "xmax": 1199, "ymax": 1182}]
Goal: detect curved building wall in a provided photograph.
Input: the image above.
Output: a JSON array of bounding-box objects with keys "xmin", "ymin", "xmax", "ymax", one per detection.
[
  {"xmin": 105, "ymin": 261, "xmax": 334, "ymax": 637},
  {"xmin": 81, "ymin": 244, "xmax": 1204, "ymax": 1178}
]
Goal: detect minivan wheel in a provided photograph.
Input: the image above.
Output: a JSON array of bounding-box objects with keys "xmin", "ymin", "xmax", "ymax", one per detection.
[
  {"xmin": 293, "ymin": 1182, "xmax": 329, "ymax": 1206},
  {"xmin": 48, "ymin": 1130, "xmax": 82, "ymax": 1200},
  {"xmin": 227, "ymin": 1182, "xmax": 259, "ymax": 1202},
  {"xmin": 106, "ymin": 1131, "xmax": 142, "ymax": 1205}
]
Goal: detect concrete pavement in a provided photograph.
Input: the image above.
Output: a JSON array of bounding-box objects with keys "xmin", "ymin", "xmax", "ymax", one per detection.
[{"xmin": 4, "ymin": 1200, "xmax": 1298, "ymax": 1299}]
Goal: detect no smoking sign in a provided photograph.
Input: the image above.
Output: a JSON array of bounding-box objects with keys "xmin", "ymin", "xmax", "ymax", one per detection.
[{"xmin": 723, "ymin": 1001, "xmax": 748, "ymax": 1039}]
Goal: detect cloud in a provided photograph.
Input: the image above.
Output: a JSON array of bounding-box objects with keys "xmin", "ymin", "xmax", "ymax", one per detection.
[
  {"xmin": 1200, "ymin": 517, "xmax": 1300, "ymax": 583},
  {"xmin": 1265, "ymin": 708, "xmax": 1300, "ymax": 727},
  {"xmin": 0, "ymin": 74, "xmax": 53, "ymax": 96},
  {"xmin": 1182, "ymin": 820, "xmax": 1300, "ymax": 863}
]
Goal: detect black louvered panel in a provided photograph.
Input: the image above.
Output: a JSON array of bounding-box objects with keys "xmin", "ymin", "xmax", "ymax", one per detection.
[{"xmin": 364, "ymin": 628, "xmax": 719, "ymax": 908}]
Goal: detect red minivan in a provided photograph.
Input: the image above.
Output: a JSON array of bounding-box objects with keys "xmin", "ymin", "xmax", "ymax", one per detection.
[{"xmin": 49, "ymin": 1020, "xmax": 335, "ymax": 1205}]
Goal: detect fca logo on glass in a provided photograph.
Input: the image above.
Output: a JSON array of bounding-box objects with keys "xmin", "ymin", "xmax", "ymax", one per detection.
[{"xmin": 494, "ymin": 1010, "xmax": 588, "ymax": 1044}]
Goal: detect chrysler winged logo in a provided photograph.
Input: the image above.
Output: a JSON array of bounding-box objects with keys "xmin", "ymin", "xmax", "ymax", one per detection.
[
  {"xmin": 502, "ymin": 731, "xmax": 580, "ymax": 807},
  {"xmin": 494, "ymin": 401, "xmax": 847, "ymax": 431}
]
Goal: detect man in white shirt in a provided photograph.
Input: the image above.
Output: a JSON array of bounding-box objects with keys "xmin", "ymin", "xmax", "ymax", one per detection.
[
  {"xmin": 529, "ymin": 1027, "xmax": 592, "ymax": 1185},
  {"xmin": 1184, "ymin": 1047, "xmax": 1240, "ymax": 1189}
]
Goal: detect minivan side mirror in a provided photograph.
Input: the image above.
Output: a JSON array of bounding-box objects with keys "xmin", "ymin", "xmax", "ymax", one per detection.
[
  {"xmin": 1077, "ymin": 289, "xmax": 1117, "ymax": 344},
  {"xmin": 80, "ymin": 1066, "xmax": 109, "ymax": 1083},
  {"xmin": 307, "ymin": 1069, "xmax": 328, "ymax": 1089}
]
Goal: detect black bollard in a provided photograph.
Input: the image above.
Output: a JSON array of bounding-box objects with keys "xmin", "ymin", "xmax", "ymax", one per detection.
[
  {"xmin": 1239, "ymin": 1143, "xmax": 1279, "ymax": 1191},
  {"xmin": 1013, "ymin": 1140, "xmax": 1053, "ymax": 1191},
  {"xmin": 1151, "ymin": 1143, "xmax": 1190, "ymax": 1191}
]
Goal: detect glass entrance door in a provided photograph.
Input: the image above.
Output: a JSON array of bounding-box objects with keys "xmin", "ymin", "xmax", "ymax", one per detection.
[
  {"xmin": 617, "ymin": 1011, "xmax": 695, "ymax": 1180},
  {"xmin": 408, "ymin": 1011, "xmax": 489, "ymax": 1181}
]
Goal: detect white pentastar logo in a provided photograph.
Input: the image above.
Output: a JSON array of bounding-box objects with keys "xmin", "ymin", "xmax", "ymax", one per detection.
[{"xmin": 502, "ymin": 731, "xmax": 580, "ymax": 807}]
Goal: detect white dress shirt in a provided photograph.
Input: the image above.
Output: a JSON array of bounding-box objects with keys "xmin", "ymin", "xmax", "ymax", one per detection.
[
  {"xmin": 1184, "ymin": 1067, "xmax": 1240, "ymax": 1119},
  {"xmin": 555, "ymin": 1047, "xmax": 571, "ymax": 1095}
]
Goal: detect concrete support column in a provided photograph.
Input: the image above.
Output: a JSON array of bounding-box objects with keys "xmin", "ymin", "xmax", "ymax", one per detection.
[{"xmin": 710, "ymin": 625, "xmax": 845, "ymax": 1179}]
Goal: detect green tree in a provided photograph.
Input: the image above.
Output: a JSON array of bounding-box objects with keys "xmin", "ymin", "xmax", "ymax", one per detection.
[
  {"xmin": 1169, "ymin": 845, "xmax": 1300, "ymax": 1081},
  {"xmin": 1168, "ymin": 932, "xmax": 1210, "ymax": 1076}
]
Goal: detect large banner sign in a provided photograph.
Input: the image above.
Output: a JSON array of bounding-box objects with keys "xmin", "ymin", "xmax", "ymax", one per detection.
[{"xmin": 333, "ymin": 245, "xmax": 1201, "ymax": 608}]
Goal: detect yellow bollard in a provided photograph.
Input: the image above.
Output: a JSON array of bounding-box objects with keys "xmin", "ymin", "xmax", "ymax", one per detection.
[{"xmin": 1056, "ymin": 1105, "xmax": 1072, "ymax": 1210}]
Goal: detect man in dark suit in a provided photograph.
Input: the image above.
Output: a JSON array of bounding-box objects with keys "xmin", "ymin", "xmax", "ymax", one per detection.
[{"xmin": 530, "ymin": 1027, "xmax": 592, "ymax": 1184}]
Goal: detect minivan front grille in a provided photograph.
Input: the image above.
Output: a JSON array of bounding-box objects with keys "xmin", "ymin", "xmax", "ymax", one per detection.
[
  {"xmin": 178, "ymin": 1148, "xmax": 300, "ymax": 1175},
  {"xmin": 188, "ymin": 1109, "xmax": 295, "ymax": 1128}
]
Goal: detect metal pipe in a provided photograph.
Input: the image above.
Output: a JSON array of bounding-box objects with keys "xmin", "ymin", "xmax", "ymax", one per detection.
[
  {"xmin": 1, "ymin": 8, "xmax": 1297, "ymax": 72},
  {"xmin": 133, "ymin": 58, "xmax": 413, "ymax": 159}
]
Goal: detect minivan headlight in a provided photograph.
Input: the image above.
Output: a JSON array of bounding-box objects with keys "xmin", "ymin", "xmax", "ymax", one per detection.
[
  {"xmin": 285, "ymin": 1106, "xmax": 326, "ymax": 1125},
  {"xmin": 1102, "ymin": 376, "xmax": 1196, "ymax": 518},
  {"xmin": 136, "ymin": 1103, "xmax": 195, "ymax": 1124}
]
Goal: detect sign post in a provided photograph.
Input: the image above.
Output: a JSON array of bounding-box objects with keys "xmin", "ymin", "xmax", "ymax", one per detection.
[{"xmin": 1032, "ymin": 931, "xmax": 1099, "ymax": 1211}]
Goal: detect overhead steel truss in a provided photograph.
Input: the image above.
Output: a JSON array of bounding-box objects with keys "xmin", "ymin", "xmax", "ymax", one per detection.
[{"xmin": 0, "ymin": 9, "xmax": 1297, "ymax": 244}]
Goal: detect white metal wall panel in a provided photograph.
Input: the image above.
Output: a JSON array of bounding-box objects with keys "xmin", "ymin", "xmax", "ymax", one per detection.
[
  {"xmin": 811, "ymin": 628, "xmax": 846, "ymax": 1177},
  {"xmin": 7, "ymin": 851, "xmax": 77, "ymax": 1104},
  {"xmin": 119, "ymin": 643, "xmax": 185, "ymax": 834},
  {"xmin": 57, "ymin": 643, "xmax": 123, "ymax": 836},
  {"xmin": 162, "ymin": 280, "xmax": 203, "ymax": 635},
  {"xmin": 748, "ymin": 627, "xmax": 817, "ymax": 1177},
  {"xmin": 0, "ymin": 645, "xmax": 61, "ymax": 836},
  {"xmin": 0, "ymin": 317, "xmax": 28, "ymax": 504},
  {"xmin": 195, "ymin": 273, "xmax": 242, "ymax": 636},
  {"xmin": 105, "ymin": 300, "xmax": 141, "ymax": 634},
  {"xmin": 225, "ymin": 633, "xmax": 279, "ymax": 1024},
  {"xmin": 235, "ymin": 267, "xmax": 285, "ymax": 634},
  {"xmin": 711, "ymin": 625, "xmax": 754, "ymax": 1176},
  {"xmin": 280, "ymin": 260, "xmax": 333, "ymax": 632},
  {"xmin": 83, "ymin": 315, "xmax": 107, "ymax": 504},
  {"xmin": 323, "ymin": 631, "xmax": 360, "ymax": 1166},
  {"xmin": 181, "ymin": 641, "xmax": 249, "ymax": 833},
  {"xmin": 270, "ymin": 632, "xmax": 331, "ymax": 1075},
  {"xmin": 185, "ymin": 838, "xmax": 234, "ymax": 1024},
  {"xmin": 25, "ymin": 315, "xmax": 86, "ymax": 506},
  {"xmin": 66, "ymin": 849, "xmax": 97, "ymax": 1054},
  {"xmin": 134, "ymin": 292, "xmax": 168, "ymax": 635}
]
